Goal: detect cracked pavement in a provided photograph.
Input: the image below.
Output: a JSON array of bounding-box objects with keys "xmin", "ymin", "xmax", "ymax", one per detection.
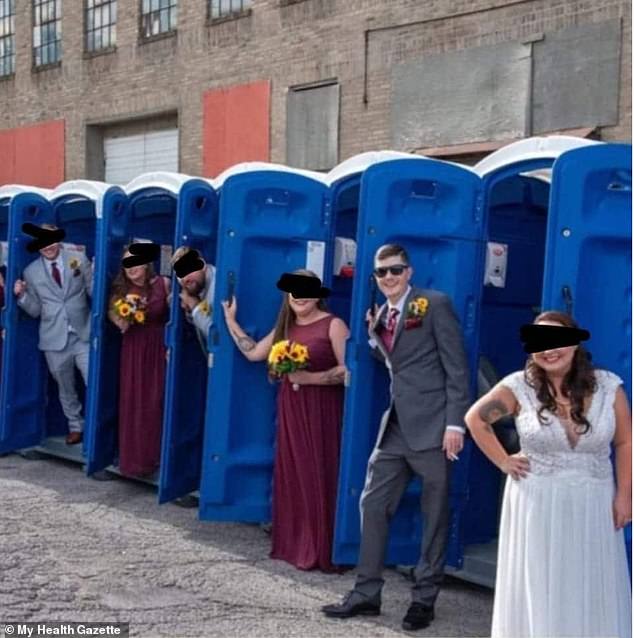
[{"xmin": 0, "ymin": 454, "xmax": 493, "ymax": 637}]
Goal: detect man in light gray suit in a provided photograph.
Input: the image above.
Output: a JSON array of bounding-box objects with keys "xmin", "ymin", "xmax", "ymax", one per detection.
[
  {"xmin": 14, "ymin": 225, "xmax": 93, "ymax": 445},
  {"xmin": 323, "ymin": 244, "xmax": 470, "ymax": 631},
  {"xmin": 170, "ymin": 246, "xmax": 215, "ymax": 355}
]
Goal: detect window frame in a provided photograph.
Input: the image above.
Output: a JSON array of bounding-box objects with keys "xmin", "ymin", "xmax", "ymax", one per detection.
[
  {"xmin": 207, "ymin": 0, "xmax": 252, "ymax": 24},
  {"xmin": 84, "ymin": 0, "xmax": 117, "ymax": 56},
  {"xmin": 0, "ymin": 0, "xmax": 16, "ymax": 78},
  {"xmin": 138, "ymin": 0, "xmax": 178, "ymax": 42},
  {"xmin": 32, "ymin": 0, "xmax": 63, "ymax": 70}
]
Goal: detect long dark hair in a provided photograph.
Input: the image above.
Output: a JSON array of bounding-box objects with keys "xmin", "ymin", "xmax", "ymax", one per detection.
[
  {"xmin": 109, "ymin": 245, "xmax": 157, "ymax": 302},
  {"xmin": 270, "ymin": 268, "xmax": 328, "ymax": 345},
  {"xmin": 524, "ymin": 311, "xmax": 596, "ymax": 433}
]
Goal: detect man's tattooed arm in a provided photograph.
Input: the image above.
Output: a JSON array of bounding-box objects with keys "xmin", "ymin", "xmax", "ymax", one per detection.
[{"xmin": 477, "ymin": 399, "xmax": 512, "ymax": 433}]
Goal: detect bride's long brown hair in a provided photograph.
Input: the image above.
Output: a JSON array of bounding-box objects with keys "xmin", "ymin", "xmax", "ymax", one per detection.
[{"xmin": 524, "ymin": 311, "xmax": 597, "ymax": 433}]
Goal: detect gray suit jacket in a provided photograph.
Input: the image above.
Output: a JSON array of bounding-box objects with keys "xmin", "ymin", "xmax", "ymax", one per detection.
[
  {"xmin": 185, "ymin": 264, "xmax": 216, "ymax": 352},
  {"xmin": 18, "ymin": 246, "xmax": 93, "ymax": 352},
  {"xmin": 369, "ymin": 286, "xmax": 470, "ymax": 452}
]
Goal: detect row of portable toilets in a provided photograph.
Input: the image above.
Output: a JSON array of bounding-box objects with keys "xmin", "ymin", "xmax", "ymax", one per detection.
[{"xmin": 0, "ymin": 136, "xmax": 631, "ymax": 585}]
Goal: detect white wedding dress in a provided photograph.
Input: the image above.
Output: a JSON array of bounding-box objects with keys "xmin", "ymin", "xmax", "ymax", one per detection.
[{"xmin": 492, "ymin": 369, "xmax": 632, "ymax": 638}]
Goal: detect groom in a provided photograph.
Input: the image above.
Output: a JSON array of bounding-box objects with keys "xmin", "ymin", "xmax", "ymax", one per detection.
[
  {"xmin": 14, "ymin": 224, "xmax": 93, "ymax": 445},
  {"xmin": 322, "ymin": 243, "xmax": 471, "ymax": 631}
]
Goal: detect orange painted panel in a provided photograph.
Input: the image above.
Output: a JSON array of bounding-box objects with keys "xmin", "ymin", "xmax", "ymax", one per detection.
[
  {"xmin": 0, "ymin": 120, "xmax": 65, "ymax": 188},
  {"xmin": 203, "ymin": 80, "xmax": 270, "ymax": 178}
]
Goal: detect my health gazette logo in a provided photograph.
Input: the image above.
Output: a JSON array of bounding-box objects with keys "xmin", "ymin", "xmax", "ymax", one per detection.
[{"xmin": 2, "ymin": 623, "xmax": 128, "ymax": 637}]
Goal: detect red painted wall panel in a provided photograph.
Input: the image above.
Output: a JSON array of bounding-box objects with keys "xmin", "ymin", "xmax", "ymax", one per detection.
[
  {"xmin": 0, "ymin": 120, "xmax": 65, "ymax": 188},
  {"xmin": 202, "ymin": 81, "xmax": 270, "ymax": 178}
]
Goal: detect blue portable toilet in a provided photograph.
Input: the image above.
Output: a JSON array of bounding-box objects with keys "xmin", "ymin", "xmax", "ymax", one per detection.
[
  {"xmin": 198, "ymin": 162, "xmax": 331, "ymax": 522},
  {"xmin": 540, "ymin": 142, "xmax": 632, "ymax": 574},
  {"xmin": 324, "ymin": 151, "xmax": 425, "ymax": 325},
  {"xmin": 86, "ymin": 172, "xmax": 187, "ymax": 480},
  {"xmin": 0, "ymin": 185, "xmax": 52, "ymax": 453},
  {"xmin": 0, "ymin": 181, "xmax": 125, "ymax": 459},
  {"xmin": 332, "ymin": 155, "xmax": 485, "ymax": 570},
  {"xmin": 158, "ymin": 175, "xmax": 219, "ymax": 503}
]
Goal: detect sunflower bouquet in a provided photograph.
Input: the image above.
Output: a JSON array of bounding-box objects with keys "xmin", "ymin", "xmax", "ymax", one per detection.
[
  {"xmin": 267, "ymin": 340, "xmax": 310, "ymax": 378},
  {"xmin": 112, "ymin": 293, "xmax": 147, "ymax": 325}
]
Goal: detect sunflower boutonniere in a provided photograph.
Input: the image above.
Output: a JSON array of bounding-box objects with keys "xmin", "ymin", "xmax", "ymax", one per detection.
[
  {"xmin": 405, "ymin": 296, "xmax": 429, "ymax": 329},
  {"xmin": 197, "ymin": 300, "xmax": 211, "ymax": 316},
  {"xmin": 69, "ymin": 257, "xmax": 82, "ymax": 277}
]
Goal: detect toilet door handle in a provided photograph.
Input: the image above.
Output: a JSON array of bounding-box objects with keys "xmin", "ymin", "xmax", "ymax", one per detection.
[{"xmin": 561, "ymin": 285, "xmax": 573, "ymax": 315}]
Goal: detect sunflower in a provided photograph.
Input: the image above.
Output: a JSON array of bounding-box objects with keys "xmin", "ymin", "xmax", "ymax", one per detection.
[
  {"xmin": 134, "ymin": 311, "xmax": 145, "ymax": 324},
  {"xmin": 119, "ymin": 303, "xmax": 131, "ymax": 317}
]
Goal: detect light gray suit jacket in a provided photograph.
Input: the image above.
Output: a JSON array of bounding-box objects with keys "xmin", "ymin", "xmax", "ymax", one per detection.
[
  {"xmin": 185, "ymin": 264, "xmax": 216, "ymax": 351},
  {"xmin": 18, "ymin": 247, "xmax": 93, "ymax": 352},
  {"xmin": 369, "ymin": 286, "xmax": 471, "ymax": 452}
]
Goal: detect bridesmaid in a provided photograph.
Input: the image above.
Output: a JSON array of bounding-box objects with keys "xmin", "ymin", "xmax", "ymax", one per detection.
[
  {"xmin": 222, "ymin": 270, "xmax": 349, "ymax": 571},
  {"xmin": 108, "ymin": 247, "xmax": 170, "ymax": 478}
]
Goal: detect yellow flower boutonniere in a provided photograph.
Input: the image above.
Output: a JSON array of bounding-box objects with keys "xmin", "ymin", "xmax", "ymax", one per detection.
[
  {"xmin": 69, "ymin": 257, "xmax": 81, "ymax": 277},
  {"xmin": 405, "ymin": 296, "xmax": 429, "ymax": 329},
  {"xmin": 198, "ymin": 300, "xmax": 211, "ymax": 316}
]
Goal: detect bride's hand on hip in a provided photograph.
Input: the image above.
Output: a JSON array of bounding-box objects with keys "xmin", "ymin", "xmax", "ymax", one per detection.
[
  {"xmin": 613, "ymin": 492, "xmax": 632, "ymax": 530},
  {"xmin": 500, "ymin": 453, "xmax": 530, "ymax": 481}
]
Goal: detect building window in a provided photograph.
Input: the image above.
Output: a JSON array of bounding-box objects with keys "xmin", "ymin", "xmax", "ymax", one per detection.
[
  {"xmin": 85, "ymin": 0, "xmax": 117, "ymax": 52},
  {"xmin": 209, "ymin": 0, "xmax": 251, "ymax": 20},
  {"xmin": 33, "ymin": 0, "xmax": 62, "ymax": 67},
  {"xmin": 0, "ymin": 0, "xmax": 15, "ymax": 77},
  {"xmin": 140, "ymin": 0, "xmax": 177, "ymax": 39}
]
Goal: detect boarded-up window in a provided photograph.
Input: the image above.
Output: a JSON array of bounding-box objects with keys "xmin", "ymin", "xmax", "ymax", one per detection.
[
  {"xmin": 532, "ymin": 20, "xmax": 621, "ymax": 134},
  {"xmin": 391, "ymin": 42, "xmax": 531, "ymax": 149},
  {"xmin": 287, "ymin": 82, "xmax": 339, "ymax": 171}
]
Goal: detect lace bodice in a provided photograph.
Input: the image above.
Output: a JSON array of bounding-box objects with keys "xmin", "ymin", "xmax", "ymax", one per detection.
[{"xmin": 500, "ymin": 369, "xmax": 623, "ymax": 479}]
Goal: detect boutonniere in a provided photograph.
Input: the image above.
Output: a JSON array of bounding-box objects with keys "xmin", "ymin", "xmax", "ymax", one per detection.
[
  {"xmin": 405, "ymin": 296, "xmax": 429, "ymax": 329},
  {"xmin": 69, "ymin": 257, "xmax": 81, "ymax": 277},
  {"xmin": 197, "ymin": 300, "xmax": 211, "ymax": 316}
]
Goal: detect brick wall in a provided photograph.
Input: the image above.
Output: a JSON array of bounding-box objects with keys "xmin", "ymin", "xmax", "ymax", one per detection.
[{"xmin": 0, "ymin": 0, "xmax": 630, "ymax": 183}]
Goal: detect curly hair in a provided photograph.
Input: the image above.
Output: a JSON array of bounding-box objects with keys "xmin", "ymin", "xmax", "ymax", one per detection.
[{"xmin": 524, "ymin": 311, "xmax": 597, "ymax": 434}]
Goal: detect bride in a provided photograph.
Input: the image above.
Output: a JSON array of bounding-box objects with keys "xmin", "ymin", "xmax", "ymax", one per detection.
[{"xmin": 466, "ymin": 311, "xmax": 631, "ymax": 638}]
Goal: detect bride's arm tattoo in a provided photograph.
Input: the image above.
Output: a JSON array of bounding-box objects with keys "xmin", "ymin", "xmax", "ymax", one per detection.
[{"xmin": 478, "ymin": 399, "xmax": 512, "ymax": 432}]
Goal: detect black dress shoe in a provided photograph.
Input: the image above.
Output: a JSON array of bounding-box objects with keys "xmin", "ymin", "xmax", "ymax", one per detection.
[
  {"xmin": 322, "ymin": 591, "xmax": 381, "ymax": 618},
  {"xmin": 402, "ymin": 603, "xmax": 434, "ymax": 631},
  {"xmin": 65, "ymin": 432, "xmax": 83, "ymax": 445}
]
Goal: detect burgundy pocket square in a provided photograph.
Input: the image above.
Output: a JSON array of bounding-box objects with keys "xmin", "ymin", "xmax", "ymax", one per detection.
[{"xmin": 405, "ymin": 318, "xmax": 422, "ymax": 329}]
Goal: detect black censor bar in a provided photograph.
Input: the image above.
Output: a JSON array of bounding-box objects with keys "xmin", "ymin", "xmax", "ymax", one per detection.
[{"xmin": 520, "ymin": 324, "xmax": 590, "ymax": 353}]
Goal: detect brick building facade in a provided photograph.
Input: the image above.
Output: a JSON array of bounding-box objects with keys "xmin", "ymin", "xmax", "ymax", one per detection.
[{"xmin": 0, "ymin": 0, "xmax": 631, "ymax": 186}]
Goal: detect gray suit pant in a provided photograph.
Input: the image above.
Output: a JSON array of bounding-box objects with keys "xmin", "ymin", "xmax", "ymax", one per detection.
[
  {"xmin": 44, "ymin": 333, "xmax": 90, "ymax": 433},
  {"xmin": 354, "ymin": 418, "xmax": 450, "ymax": 606}
]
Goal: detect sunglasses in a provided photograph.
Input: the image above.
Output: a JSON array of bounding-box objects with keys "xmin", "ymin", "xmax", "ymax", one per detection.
[{"xmin": 374, "ymin": 264, "xmax": 408, "ymax": 278}]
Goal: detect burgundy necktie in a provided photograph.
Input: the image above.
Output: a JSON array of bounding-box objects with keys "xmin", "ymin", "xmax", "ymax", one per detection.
[
  {"xmin": 51, "ymin": 261, "xmax": 62, "ymax": 288},
  {"xmin": 382, "ymin": 307, "xmax": 399, "ymax": 353}
]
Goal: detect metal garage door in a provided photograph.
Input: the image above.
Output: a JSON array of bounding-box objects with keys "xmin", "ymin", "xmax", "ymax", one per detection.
[{"xmin": 104, "ymin": 129, "xmax": 179, "ymax": 185}]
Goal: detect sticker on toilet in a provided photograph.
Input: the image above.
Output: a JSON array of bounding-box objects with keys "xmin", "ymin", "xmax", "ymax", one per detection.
[
  {"xmin": 484, "ymin": 242, "xmax": 508, "ymax": 288},
  {"xmin": 306, "ymin": 241, "xmax": 325, "ymax": 281}
]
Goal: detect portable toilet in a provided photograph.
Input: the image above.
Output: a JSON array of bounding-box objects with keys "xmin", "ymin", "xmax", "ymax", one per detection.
[
  {"xmin": 445, "ymin": 136, "xmax": 631, "ymax": 586},
  {"xmin": 198, "ymin": 163, "xmax": 331, "ymax": 522},
  {"xmin": 0, "ymin": 181, "xmax": 125, "ymax": 459},
  {"xmin": 331, "ymin": 155, "xmax": 484, "ymax": 571},
  {"xmin": 329, "ymin": 137, "xmax": 631, "ymax": 587},
  {"xmin": 157, "ymin": 176, "xmax": 219, "ymax": 503},
  {"xmin": 86, "ymin": 172, "xmax": 188, "ymax": 482}
]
